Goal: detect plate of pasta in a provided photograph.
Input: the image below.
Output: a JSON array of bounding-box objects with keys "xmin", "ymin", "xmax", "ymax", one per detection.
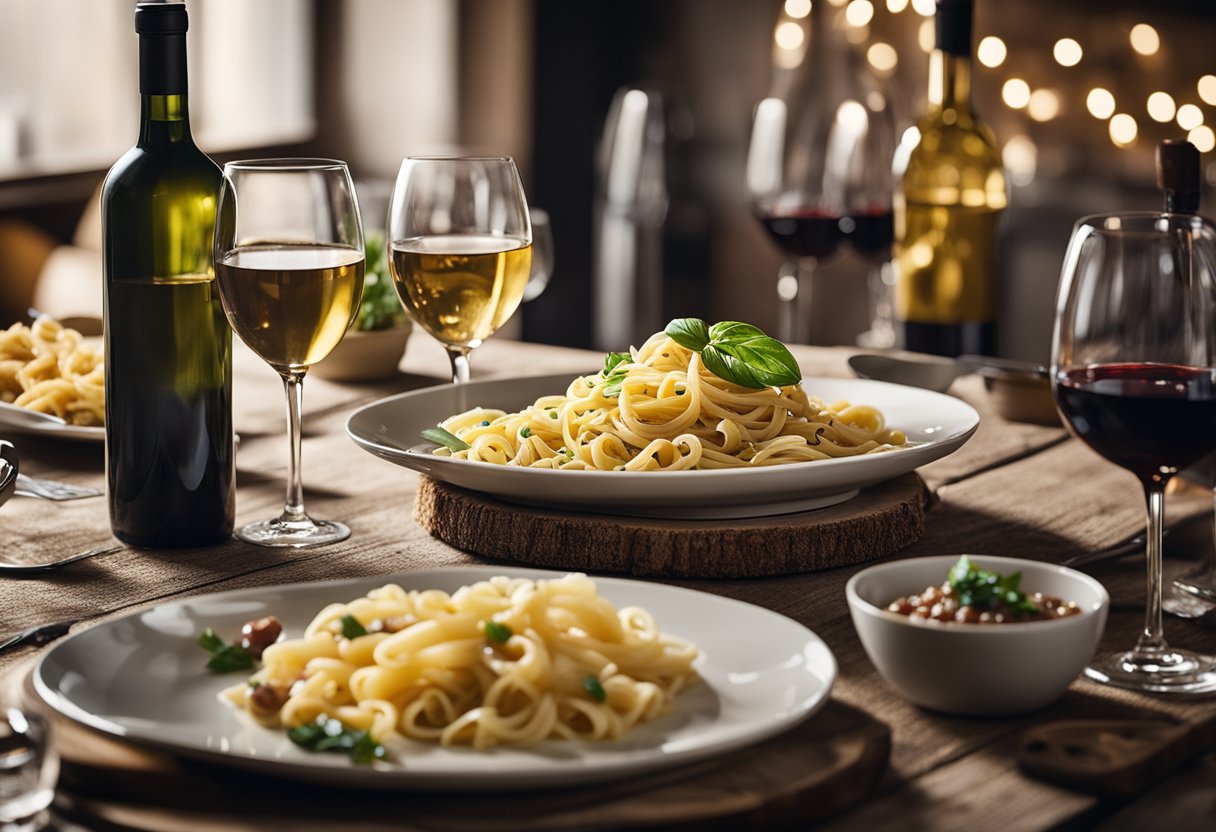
[
  {"xmin": 346, "ymin": 326, "xmax": 979, "ymax": 518},
  {"xmin": 34, "ymin": 567, "xmax": 836, "ymax": 790},
  {"xmin": 0, "ymin": 316, "xmax": 104, "ymax": 441}
]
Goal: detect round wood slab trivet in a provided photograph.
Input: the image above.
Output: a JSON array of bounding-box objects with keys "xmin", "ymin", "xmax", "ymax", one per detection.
[{"xmin": 414, "ymin": 472, "xmax": 928, "ymax": 578}]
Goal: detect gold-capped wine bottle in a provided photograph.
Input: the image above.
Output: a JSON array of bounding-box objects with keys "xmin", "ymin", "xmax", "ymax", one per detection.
[
  {"xmin": 894, "ymin": 0, "xmax": 1007, "ymax": 356},
  {"xmin": 102, "ymin": 1, "xmax": 234, "ymax": 547}
]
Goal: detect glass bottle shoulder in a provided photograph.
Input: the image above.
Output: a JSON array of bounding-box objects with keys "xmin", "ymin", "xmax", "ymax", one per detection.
[
  {"xmin": 102, "ymin": 142, "xmax": 221, "ymax": 210},
  {"xmin": 901, "ymin": 110, "xmax": 1006, "ymax": 209}
]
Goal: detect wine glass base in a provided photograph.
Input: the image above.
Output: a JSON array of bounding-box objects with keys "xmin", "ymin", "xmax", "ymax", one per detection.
[
  {"xmin": 236, "ymin": 517, "xmax": 350, "ymax": 549},
  {"xmin": 1085, "ymin": 647, "xmax": 1216, "ymax": 696}
]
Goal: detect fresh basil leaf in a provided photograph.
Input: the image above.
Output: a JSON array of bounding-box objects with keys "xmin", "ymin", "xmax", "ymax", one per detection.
[
  {"xmin": 707, "ymin": 321, "xmax": 768, "ymax": 343},
  {"xmin": 484, "ymin": 620, "xmax": 512, "ymax": 643},
  {"xmin": 700, "ymin": 345, "xmax": 768, "ymax": 389},
  {"xmin": 603, "ymin": 351, "xmax": 631, "ymax": 374},
  {"xmin": 708, "ymin": 335, "xmax": 801, "ymax": 388},
  {"xmin": 287, "ymin": 715, "xmax": 385, "ymax": 764},
  {"xmin": 340, "ymin": 615, "xmax": 368, "ymax": 640},
  {"xmin": 421, "ymin": 426, "xmax": 471, "ymax": 452},
  {"xmin": 206, "ymin": 644, "xmax": 254, "ymax": 674},
  {"xmin": 583, "ymin": 674, "xmax": 607, "ymax": 702},
  {"xmin": 198, "ymin": 628, "xmax": 224, "ymax": 654},
  {"xmin": 665, "ymin": 318, "xmax": 711, "ymax": 352}
]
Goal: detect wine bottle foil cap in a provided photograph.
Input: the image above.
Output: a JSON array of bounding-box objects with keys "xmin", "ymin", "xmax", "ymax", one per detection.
[
  {"xmin": 135, "ymin": 2, "xmax": 189, "ymax": 35},
  {"xmin": 1157, "ymin": 139, "xmax": 1200, "ymax": 192},
  {"xmin": 935, "ymin": 0, "xmax": 973, "ymax": 57}
]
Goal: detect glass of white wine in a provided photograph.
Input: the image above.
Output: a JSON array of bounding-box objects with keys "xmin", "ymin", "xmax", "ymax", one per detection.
[
  {"xmin": 387, "ymin": 156, "xmax": 532, "ymax": 383},
  {"xmin": 214, "ymin": 159, "xmax": 365, "ymax": 548}
]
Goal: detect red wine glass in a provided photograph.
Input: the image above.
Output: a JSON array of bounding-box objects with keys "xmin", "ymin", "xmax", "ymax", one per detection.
[
  {"xmin": 746, "ymin": 1, "xmax": 894, "ymax": 344},
  {"xmin": 1052, "ymin": 212, "xmax": 1216, "ymax": 694}
]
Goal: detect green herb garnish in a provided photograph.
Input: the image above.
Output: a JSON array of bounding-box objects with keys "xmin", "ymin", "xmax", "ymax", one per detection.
[
  {"xmin": 340, "ymin": 614, "xmax": 368, "ymax": 640},
  {"xmin": 287, "ymin": 714, "xmax": 386, "ymax": 764},
  {"xmin": 198, "ymin": 627, "xmax": 254, "ymax": 674},
  {"xmin": 484, "ymin": 620, "xmax": 513, "ymax": 643},
  {"xmin": 583, "ymin": 675, "xmax": 606, "ymax": 702},
  {"xmin": 520, "ymin": 427, "xmax": 532, "ymax": 438},
  {"xmin": 947, "ymin": 556, "xmax": 1040, "ymax": 618},
  {"xmin": 664, "ymin": 318, "xmax": 801, "ymax": 389},
  {"xmin": 352, "ymin": 230, "xmax": 406, "ymax": 332},
  {"xmin": 422, "ymin": 426, "xmax": 471, "ymax": 452},
  {"xmin": 598, "ymin": 351, "xmax": 632, "ymax": 397}
]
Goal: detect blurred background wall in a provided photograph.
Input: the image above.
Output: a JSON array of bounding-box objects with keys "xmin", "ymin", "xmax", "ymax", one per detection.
[{"xmin": 2, "ymin": 0, "xmax": 1215, "ymax": 362}]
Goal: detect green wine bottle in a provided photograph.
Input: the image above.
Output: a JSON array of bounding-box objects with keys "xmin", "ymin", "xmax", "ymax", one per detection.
[
  {"xmin": 102, "ymin": 1, "xmax": 234, "ymax": 547},
  {"xmin": 894, "ymin": 0, "xmax": 1007, "ymax": 357}
]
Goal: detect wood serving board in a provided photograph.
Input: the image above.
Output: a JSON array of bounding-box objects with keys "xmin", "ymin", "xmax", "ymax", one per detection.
[
  {"xmin": 414, "ymin": 473, "xmax": 929, "ymax": 578},
  {"xmin": 18, "ymin": 670, "xmax": 889, "ymax": 832}
]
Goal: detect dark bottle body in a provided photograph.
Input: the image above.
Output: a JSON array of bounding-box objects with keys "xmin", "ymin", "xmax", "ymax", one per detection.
[{"xmin": 102, "ymin": 3, "xmax": 234, "ymax": 547}]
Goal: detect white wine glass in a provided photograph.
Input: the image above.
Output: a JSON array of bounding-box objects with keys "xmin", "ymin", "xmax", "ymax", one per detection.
[
  {"xmin": 214, "ymin": 159, "xmax": 365, "ymax": 548},
  {"xmin": 387, "ymin": 156, "xmax": 532, "ymax": 383},
  {"xmin": 522, "ymin": 207, "xmax": 554, "ymax": 302}
]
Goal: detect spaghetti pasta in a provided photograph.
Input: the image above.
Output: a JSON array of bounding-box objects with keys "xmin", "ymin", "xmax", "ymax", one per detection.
[
  {"xmin": 223, "ymin": 573, "xmax": 699, "ymax": 751},
  {"xmin": 435, "ymin": 330, "xmax": 905, "ymax": 470},
  {"xmin": 0, "ymin": 316, "xmax": 104, "ymax": 426}
]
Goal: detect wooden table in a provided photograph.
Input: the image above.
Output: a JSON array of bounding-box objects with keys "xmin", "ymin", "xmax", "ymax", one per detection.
[{"xmin": 2, "ymin": 335, "xmax": 1215, "ymax": 830}]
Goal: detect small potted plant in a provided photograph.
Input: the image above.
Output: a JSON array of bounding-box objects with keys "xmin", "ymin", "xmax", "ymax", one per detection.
[{"xmin": 312, "ymin": 230, "xmax": 412, "ymax": 381}]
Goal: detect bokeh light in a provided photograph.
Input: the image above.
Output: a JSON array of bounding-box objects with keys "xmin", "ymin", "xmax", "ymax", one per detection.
[
  {"xmin": 1028, "ymin": 89, "xmax": 1060, "ymax": 122},
  {"xmin": 1146, "ymin": 92, "xmax": 1176, "ymax": 123},
  {"xmin": 977, "ymin": 37, "xmax": 1007, "ymax": 68},
  {"xmin": 1129, "ymin": 23, "xmax": 1160, "ymax": 56},
  {"xmin": 1199, "ymin": 75, "xmax": 1216, "ymax": 107},
  {"xmin": 1190, "ymin": 126, "xmax": 1216, "ymax": 154},
  {"xmin": 1053, "ymin": 38, "xmax": 1082, "ymax": 67},
  {"xmin": 1178, "ymin": 104, "xmax": 1204, "ymax": 130},
  {"xmin": 845, "ymin": 0, "xmax": 874, "ymax": 27},
  {"xmin": 1109, "ymin": 113, "xmax": 1138, "ymax": 147},
  {"xmin": 867, "ymin": 42, "xmax": 898, "ymax": 74},
  {"xmin": 1087, "ymin": 88, "xmax": 1115, "ymax": 120},
  {"xmin": 1002, "ymin": 79, "xmax": 1031, "ymax": 110},
  {"xmin": 784, "ymin": 0, "xmax": 812, "ymax": 18}
]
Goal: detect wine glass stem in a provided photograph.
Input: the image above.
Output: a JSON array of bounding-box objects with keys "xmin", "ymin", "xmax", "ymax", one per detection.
[
  {"xmin": 280, "ymin": 372, "xmax": 307, "ymax": 523},
  {"xmin": 447, "ymin": 347, "xmax": 471, "ymax": 384},
  {"xmin": 1136, "ymin": 482, "xmax": 1169, "ymax": 655}
]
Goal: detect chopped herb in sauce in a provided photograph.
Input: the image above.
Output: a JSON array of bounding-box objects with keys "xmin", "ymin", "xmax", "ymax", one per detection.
[
  {"xmin": 287, "ymin": 714, "xmax": 386, "ymax": 764},
  {"xmin": 484, "ymin": 620, "xmax": 513, "ymax": 643},
  {"xmin": 198, "ymin": 627, "xmax": 254, "ymax": 674},
  {"xmin": 340, "ymin": 614, "xmax": 368, "ymax": 640},
  {"xmin": 583, "ymin": 675, "xmax": 606, "ymax": 702}
]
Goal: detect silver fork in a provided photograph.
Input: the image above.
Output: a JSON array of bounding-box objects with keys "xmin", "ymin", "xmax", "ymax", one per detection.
[
  {"xmin": 0, "ymin": 545, "xmax": 123, "ymax": 575},
  {"xmin": 14, "ymin": 474, "xmax": 102, "ymax": 501}
]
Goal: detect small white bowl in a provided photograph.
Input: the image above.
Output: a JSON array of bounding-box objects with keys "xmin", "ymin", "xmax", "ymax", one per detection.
[{"xmin": 846, "ymin": 555, "xmax": 1109, "ymax": 716}]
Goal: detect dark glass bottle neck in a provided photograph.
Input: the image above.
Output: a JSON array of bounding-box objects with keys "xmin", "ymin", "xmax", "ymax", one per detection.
[
  {"xmin": 137, "ymin": 31, "xmax": 192, "ymax": 147},
  {"xmin": 138, "ymin": 94, "xmax": 193, "ymax": 147}
]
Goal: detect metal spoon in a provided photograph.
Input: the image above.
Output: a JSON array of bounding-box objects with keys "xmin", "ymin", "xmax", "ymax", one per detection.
[
  {"xmin": 0, "ymin": 440, "xmax": 18, "ymax": 509},
  {"xmin": 848, "ymin": 353, "xmax": 1046, "ymax": 393}
]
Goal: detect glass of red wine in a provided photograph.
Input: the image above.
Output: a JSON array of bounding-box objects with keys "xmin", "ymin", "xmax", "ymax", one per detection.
[
  {"xmin": 746, "ymin": 1, "xmax": 894, "ymax": 344},
  {"xmin": 1052, "ymin": 212, "xmax": 1216, "ymax": 694}
]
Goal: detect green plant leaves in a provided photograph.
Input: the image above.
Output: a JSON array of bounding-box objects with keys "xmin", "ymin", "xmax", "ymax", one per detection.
[{"xmin": 664, "ymin": 318, "xmax": 801, "ymax": 389}]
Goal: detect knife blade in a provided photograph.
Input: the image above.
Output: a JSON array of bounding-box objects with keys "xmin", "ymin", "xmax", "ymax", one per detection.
[{"xmin": 0, "ymin": 620, "xmax": 75, "ymax": 655}]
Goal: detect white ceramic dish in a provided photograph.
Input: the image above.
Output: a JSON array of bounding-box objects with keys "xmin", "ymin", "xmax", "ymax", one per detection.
[
  {"xmin": 345, "ymin": 373, "xmax": 980, "ymax": 519},
  {"xmin": 0, "ymin": 402, "xmax": 104, "ymax": 443},
  {"xmin": 846, "ymin": 555, "xmax": 1109, "ymax": 716},
  {"xmin": 35, "ymin": 566, "xmax": 836, "ymax": 791}
]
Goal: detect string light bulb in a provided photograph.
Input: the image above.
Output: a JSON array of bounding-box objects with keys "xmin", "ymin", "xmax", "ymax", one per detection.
[
  {"xmin": 1087, "ymin": 88, "xmax": 1115, "ymax": 120},
  {"xmin": 1129, "ymin": 24, "xmax": 1159, "ymax": 56},
  {"xmin": 1053, "ymin": 38, "xmax": 1082, "ymax": 67},
  {"xmin": 784, "ymin": 0, "xmax": 812, "ymax": 18},
  {"xmin": 1189, "ymin": 125, "xmax": 1215, "ymax": 154},
  {"xmin": 1002, "ymin": 79, "xmax": 1031, "ymax": 110},
  {"xmin": 1147, "ymin": 92, "xmax": 1176, "ymax": 123},
  {"xmin": 1199, "ymin": 75, "xmax": 1216, "ymax": 107},
  {"xmin": 1109, "ymin": 113, "xmax": 1138, "ymax": 147},
  {"xmin": 977, "ymin": 37, "xmax": 1007, "ymax": 68},
  {"xmin": 1178, "ymin": 104, "xmax": 1204, "ymax": 131}
]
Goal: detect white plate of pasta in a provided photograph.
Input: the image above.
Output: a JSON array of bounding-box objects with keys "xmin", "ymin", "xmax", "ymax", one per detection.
[
  {"xmin": 35, "ymin": 567, "xmax": 836, "ymax": 790},
  {"xmin": 0, "ymin": 316, "xmax": 104, "ymax": 441},
  {"xmin": 346, "ymin": 356, "xmax": 979, "ymax": 519}
]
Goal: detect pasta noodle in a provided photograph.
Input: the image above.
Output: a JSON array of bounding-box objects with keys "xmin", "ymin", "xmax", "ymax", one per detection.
[
  {"xmin": 436, "ymin": 331, "xmax": 906, "ymax": 470},
  {"xmin": 0, "ymin": 316, "xmax": 104, "ymax": 426},
  {"xmin": 224, "ymin": 573, "xmax": 699, "ymax": 751}
]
